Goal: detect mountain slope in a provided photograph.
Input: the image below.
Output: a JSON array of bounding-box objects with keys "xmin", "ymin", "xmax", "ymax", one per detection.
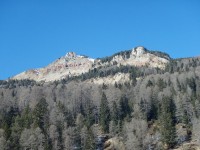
[
  {"xmin": 12, "ymin": 52, "xmax": 94, "ymax": 82},
  {"xmin": 12, "ymin": 46, "xmax": 170, "ymax": 82},
  {"xmin": 1, "ymin": 47, "xmax": 200, "ymax": 149}
]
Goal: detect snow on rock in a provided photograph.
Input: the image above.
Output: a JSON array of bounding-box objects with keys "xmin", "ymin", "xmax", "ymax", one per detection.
[{"xmin": 88, "ymin": 58, "xmax": 95, "ymax": 63}]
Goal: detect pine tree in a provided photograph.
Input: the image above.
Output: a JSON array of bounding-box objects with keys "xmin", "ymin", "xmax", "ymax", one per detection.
[
  {"xmin": 119, "ymin": 95, "xmax": 131, "ymax": 121},
  {"xmin": 33, "ymin": 98, "xmax": 48, "ymax": 132},
  {"xmin": 112, "ymin": 101, "xmax": 119, "ymax": 126},
  {"xmin": 160, "ymin": 96, "xmax": 176, "ymax": 148},
  {"xmin": 84, "ymin": 128, "xmax": 95, "ymax": 150},
  {"xmin": 21, "ymin": 105, "xmax": 33, "ymax": 128},
  {"xmin": 110, "ymin": 101, "xmax": 119, "ymax": 134},
  {"xmin": 147, "ymin": 92, "xmax": 158, "ymax": 121},
  {"xmin": 158, "ymin": 78, "xmax": 166, "ymax": 90},
  {"xmin": 100, "ymin": 92, "xmax": 110, "ymax": 133},
  {"xmin": 85, "ymin": 99, "xmax": 95, "ymax": 128}
]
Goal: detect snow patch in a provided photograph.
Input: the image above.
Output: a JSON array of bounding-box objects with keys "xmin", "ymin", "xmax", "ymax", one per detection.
[{"xmin": 88, "ymin": 58, "xmax": 95, "ymax": 63}]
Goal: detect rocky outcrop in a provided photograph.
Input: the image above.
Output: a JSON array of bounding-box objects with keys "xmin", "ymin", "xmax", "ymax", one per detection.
[
  {"xmin": 12, "ymin": 47, "xmax": 170, "ymax": 82},
  {"xmin": 12, "ymin": 52, "xmax": 94, "ymax": 82},
  {"xmin": 104, "ymin": 137, "xmax": 125, "ymax": 150},
  {"xmin": 110, "ymin": 46, "xmax": 169, "ymax": 69},
  {"xmin": 88, "ymin": 73, "xmax": 130, "ymax": 85},
  {"xmin": 173, "ymin": 142, "xmax": 200, "ymax": 150}
]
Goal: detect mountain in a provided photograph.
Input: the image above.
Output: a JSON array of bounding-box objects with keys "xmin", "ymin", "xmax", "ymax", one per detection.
[
  {"xmin": 12, "ymin": 46, "xmax": 170, "ymax": 82},
  {"xmin": 12, "ymin": 52, "xmax": 94, "ymax": 82},
  {"xmin": 1, "ymin": 46, "xmax": 200, "ymax": 150}
]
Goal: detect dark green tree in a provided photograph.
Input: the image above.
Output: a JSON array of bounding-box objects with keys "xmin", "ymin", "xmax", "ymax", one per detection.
[
  {"xmin": 147, "ymin": 93, "xmax": 158, "ymax": 121},
  {"xmin": 112, "ymin": 101, "xmax": 119, "ymax": 126},
  {"xmin": 33, "ymin": 98, "xmax": 48, "ymax": 132},
  {"xmin": 118, "ymin": 95, "xmax": 132, "ymax": 130},
  {"xmin": 85, "ymin": 105, "xmax": 94, "ymax": 128},
  {"xmin": 100, "ymin": 92, "xmax": 110, "ymax": 133},
  {"xmin": 160, "ymin": 96, "xmax": 176, "ymax": 148},
  {"xmin": 21, "ymin": 105, "xmax": 33, "ymax": 128},
  {"xmin": 146, "ymin": 80, "xmax": 153, "ymax": 87},
  {"xmin": 119, "ymin": 95, "xmax": 131, "ymax": 121},
  {"xmin": 85, "ymin": 99, "xmax": 95, "ymax": 128},
  {"xmin": 83, "ymin": 128, "xmax": 96, "ymax": 150},
  {"xmin": 33, "ymin": 98, "xmax": 51, "ymax": 150},
  {"xmin": 157, "ymin": 78, "xmax": 166, "ymax": 91},
  {"xmin": 10, "ymin": 106, "xmax": 33, "ymax": 149},
  {"xmin": 1, "ymin": 107, "xmax": 19, "ymax": 140},
  {"xmin": 111, "ymin": 101, "xmax": 120, "ymax": 134}
]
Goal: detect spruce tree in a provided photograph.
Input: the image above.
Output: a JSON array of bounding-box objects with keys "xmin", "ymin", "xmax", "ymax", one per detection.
[
  {"xmin": 111, "ymin": 101, "xmax": 119, "ymax": 134},
  {"xmin": 100, "ymin": 92, "xmax": 110, "ymax": 133},
  {"xmin": 84, "ymin": 128, "xmax": 95, "ymax": 150},
  {"xmin": 147, "ymin": 93, "xmax": 158, "ymax": 121},
  {"xmin": 119, "ymin": 95, "xmax": 131, "ymax": 121},
  {"xmin": 33, "ymin": 98, "xmax": 48, "ymax": 132},
  {"xmin": 160, "ymin": 96, "xmax": 176, "ymax": 148},
  {"xmin": 112, "ymin": 101, "xmax": 119, "ymax": 126}
]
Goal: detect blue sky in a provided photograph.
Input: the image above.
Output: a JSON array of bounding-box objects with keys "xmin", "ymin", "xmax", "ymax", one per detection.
[{"xmin": 0, "ymin": 0, "xmax": 200, "ymax": 80}]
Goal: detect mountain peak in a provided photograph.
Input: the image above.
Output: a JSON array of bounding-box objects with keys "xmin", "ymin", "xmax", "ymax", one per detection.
[
  {"xmin": 132, "ymin": 46, "xmax": 146, "ymax": 57},
  {"xmin": 65, "ymin": 52, "xmax": 77, "ymax": 58},
  {"xmin": 12, "ymin": 47, "xmax": 170, "ymax": 82}
]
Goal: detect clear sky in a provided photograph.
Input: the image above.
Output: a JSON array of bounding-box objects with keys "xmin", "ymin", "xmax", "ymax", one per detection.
[{"xmin": 0, "ymin": 0, "xmax": 200, "ymax": 80}]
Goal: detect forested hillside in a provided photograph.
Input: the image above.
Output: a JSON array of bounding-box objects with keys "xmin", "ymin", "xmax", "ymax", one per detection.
[{"xmin": 0, "ymin": 51, "xmax": 200, "ymax": 149}]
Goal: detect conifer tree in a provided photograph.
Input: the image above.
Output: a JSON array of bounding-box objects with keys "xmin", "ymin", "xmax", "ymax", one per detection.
[
  {"xmin": 119, "ymin": 95, "xmax": 131, "ymax": 121},
  {"xmin": 160, "ymin": 96, "xmax": 176, "ymax": 148},
  {"xmin": 112, "ymin": 101, "xmax": 119, "ymax": 126},
  {"xmin": 110, "ymin": 101, "xmax": 120, "ymax": 134},
  {"xmin": 84, "ymin": 128, "xmax": 95, "ymax": 150},
  {"xmin": 100, "ymin": 92, "xmax": 110, "ymax": 133},
  {"xmin": 33, "ymin": 98, "xmax": 48, "ymax": 132},
  {"xmin": 147, "ymin": 93, "xmax": 158, "ymax": 121}
]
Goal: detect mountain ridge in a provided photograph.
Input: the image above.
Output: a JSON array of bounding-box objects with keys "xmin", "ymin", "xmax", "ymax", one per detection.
[{"xmin": 12, "ymin": 46, "xmax": 170, "ymax": 82}]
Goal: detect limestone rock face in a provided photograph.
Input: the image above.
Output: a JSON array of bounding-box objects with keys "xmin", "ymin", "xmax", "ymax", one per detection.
[
  {"xmin": 65, "ymin": 52, "xmax": 77, "ymax": 58},
  {"xmin": 12, "ymin": 52, "xmax": 94, "ymax": 82},
  {"xmin": 108, "ymin": 46, "xmax": 169, "ymax": 69},
  {"xmin": 132, "ymin": 46, "xmax": 146, "ymax": 57},
  {"xmin": 104, "ymin": 137, "xmax": 125, "ymax": 150},
  {"xmin": 12, "ymin": 47, "xmax": 170, "ymax": 82}
]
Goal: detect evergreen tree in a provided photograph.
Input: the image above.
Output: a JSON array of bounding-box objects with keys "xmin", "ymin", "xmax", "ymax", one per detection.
[
  {"xmin": 157, "ymin": 78, "xmax": 166, "ymax": 91},
  {"xmin": 71, "ymin": 127, "xmax": 81, "ymax": 150},
  {"xmin": 100, "ymin": 92, "xmax": 110, "ymax": 133},
  {"xmin": 84, "ymin": 128, "xmax": 95, "ymax": 150},
  {"xmin": 2, "ymin": 107, "xmax": 19, "ymax": 140},
  {"xmin": 85, "ymin": 99, "xmax": 95, "ymax": 128},
  {"xmin": 147, "ymin": 93, "xmax": 158, "ymax": 121},
  {"xmin": 119, "ymin": 95, "xmax": 131, "ymax": 121},
  {"xmin": 160, "ymin": 96, "xmax": 176, "ymax": 148},
  {"xmin": 118, "ymin": 95, "xmax": 132, "ymax": 130},
  {"xmin": 112, "ymin": 101, "xmax": 119, "ymax": 126},
  {"xmin": 110, "ymin": 101, "xmax": 120, "ymax": 134},
  {"xmin": 10, "ymin": 106, "xmax": 33, "ymax": 150},
  {"xmin": 21, "ymin": 105, "xmax": 33, "ymax": 128},
  {"xmin": 33, "ymin": 98, "xmax": 48, "ymax": 132}
]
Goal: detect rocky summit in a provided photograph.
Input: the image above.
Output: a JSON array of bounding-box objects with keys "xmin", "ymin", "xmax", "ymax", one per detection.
[
  {"xmin": 12, "ymin": 46, "xmax": 170, "ymax": 82},
  {"xmin": 12, "ymin": 52, "xmax": 94, "ymax": 82}
]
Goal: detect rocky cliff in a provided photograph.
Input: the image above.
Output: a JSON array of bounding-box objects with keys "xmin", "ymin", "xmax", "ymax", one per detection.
[
  {"xmin": 12, "ymin": 46, "xmax": 170, "ymax": 82},
  {"xmin": 12, "ymin": 52, "xmax": 94, "ymax": 82}
]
